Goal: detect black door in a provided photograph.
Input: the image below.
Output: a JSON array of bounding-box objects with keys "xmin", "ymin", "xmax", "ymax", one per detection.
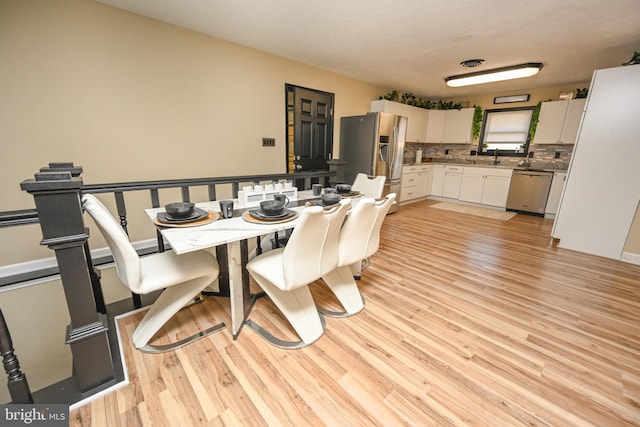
[{"xmin": 286, "ymin": 85, "xmax": 334, "ymax": 172}]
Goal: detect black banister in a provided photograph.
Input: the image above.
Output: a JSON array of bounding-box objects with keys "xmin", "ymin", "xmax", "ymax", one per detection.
[
  {"xmin": 2, "ymin": 168, "xmax": 341, "ymax": 289},
  {"xmin": 181, "ymin": 186, "xmax": 190, "ymax": 202},
  {"xmin": 0, "ymin": 209, "xmax": 39, "ymax": 228},
  {"xmin": 207, "ymin": 184, "xmax": 217, "ymax": 201},
  {"xmin": 0, "ymin": 308, "xmax": 33, "ymax": 404},
  {"xmin": 114, "ymin": 192, "xmax": 128, "ymax": 233},
  {"xmin": 20, "ymin": 164, "xmax": 116, "ymax": 393}
]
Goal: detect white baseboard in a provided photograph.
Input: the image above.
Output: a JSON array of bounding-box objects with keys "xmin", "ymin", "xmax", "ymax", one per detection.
[
  {"xmin": 621, "ymin": 251, "xmax": 640, "ymax": 266},
  {"xmin": 0, "ymin": 238, "xmax": 158, "ymax": 292}
]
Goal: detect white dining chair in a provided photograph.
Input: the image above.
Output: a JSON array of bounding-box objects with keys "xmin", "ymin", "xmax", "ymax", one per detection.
[
  {"xmin": 320, "ymin": 193, "xmax": 396, "ymax": 316},
  {"xmin": 82, "ymin": 194, "xmax": 224, "ymax": 353},
  {"xmin": 245, "ymin": 199, "xmax": 350, "ymax": 349},
  {"xmin": 351, "ymin": 173, "xmax": 386, "ymax": 198}
]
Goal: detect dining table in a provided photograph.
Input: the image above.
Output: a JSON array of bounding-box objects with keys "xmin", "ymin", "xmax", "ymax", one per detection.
[{"xmin": 144, "ymin": 190, "xmax": 361, "ymax": 338}]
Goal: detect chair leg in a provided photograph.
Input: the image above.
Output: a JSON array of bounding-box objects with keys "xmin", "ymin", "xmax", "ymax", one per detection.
[
  {"xmin": 247, "ymin": 275, "xmax": 326, "ymax": 348},
  {"xmin": 320, "ymin": 266, "xmax": 365, "ymax": 317},
  {"xmin": 132, "ymin": 276, "xmax": 225, "ymax": 352},
  {"xmin": 349, "ymin": 259, "xmax": 367, "ymax": 279}
]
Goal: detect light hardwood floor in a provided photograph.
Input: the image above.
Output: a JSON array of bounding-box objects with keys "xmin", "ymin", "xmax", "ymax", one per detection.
[{"xmin": 70, "ymin": 200, "xmax": 640, "ymax": 426}]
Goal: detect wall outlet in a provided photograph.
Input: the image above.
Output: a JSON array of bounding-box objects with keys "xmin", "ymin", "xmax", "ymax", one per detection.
[
  {"xmin": 445, "ymin": 149, "xmax": 449, "ymax": 155},
  {"xmin": 262, "ymin": 138, "xmax": 275, "ymax": 147},
  {"xmin": 554, "ymin": 151, "xmax": 561, "ymax": 158}
]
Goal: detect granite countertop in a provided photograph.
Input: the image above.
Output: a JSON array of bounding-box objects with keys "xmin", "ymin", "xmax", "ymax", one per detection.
[{"xmin": 403, "ymin": 158, "xmax": 568, "ymax": 172}]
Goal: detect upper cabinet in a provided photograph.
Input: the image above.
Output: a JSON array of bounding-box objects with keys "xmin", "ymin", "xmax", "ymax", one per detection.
[
  {"xmin": 371, "ymin": 100, "xmax": 428, "ymax": 143},
  {"xmin": 533, "ymin": 98, "xmax": 586, "ymax": 144},
  {"xmin": 371, "ymin": 100, "xmax": 473, "ymax": 144},
  {"xmin": 442, "ymin": 108, "xmax": 474, "ymax": 144},
  {"xmin": 425, "ymin": 108, "xmax": 474, "ymax": 144},
  {"xmin": 424, "ymin": 110, "xmax": 446, "ymax": 143}
]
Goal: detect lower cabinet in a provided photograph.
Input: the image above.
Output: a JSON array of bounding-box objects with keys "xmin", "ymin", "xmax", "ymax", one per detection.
[
  {"xmin": 420, "ymin": 165, "xmax": 434, "ymax": 198},
  {"xmin": 442, "ymin": 166, "xmax": 463, "ymax": 199},
  {"xmin": 400, "ymin": 165, "xmax": 433, "ymax": 202},
  {"xmin": 431, "ymin": 165, "xmax": 445, "ymax": 196},
  {"xmin": 459, "ymin": 167, "xmax": 513, "ymax": 207},
  {"xmin": 545, "ymin": 172, "xmax": 567, "ymax": 214},
  {"xmin": 482, "ymin": 175, "xmax": 512, "ymax": 207},
  {"xmin": 403, "ymin": 164, "xmax": 514, "ymax": 208}
]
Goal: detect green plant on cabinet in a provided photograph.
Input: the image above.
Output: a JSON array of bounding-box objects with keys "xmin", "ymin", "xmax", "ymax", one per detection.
[
  {"xmin": 472, "ymin": 105, "xmax": 483, "ymax": 141},
  {"xmin": 380, "ymin": 91, "xmax": 463, "ymax": 110},
  {"xmin": 528, "ymin": 101, "xmax": 542, "ymax": 141}
]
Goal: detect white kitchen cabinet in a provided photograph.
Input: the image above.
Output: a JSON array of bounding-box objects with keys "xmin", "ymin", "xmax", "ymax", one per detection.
[
  {"xmin": 419, "ymin": 165, "xmax": 434, "ymax": 197},
  {"xmin": 409, "ymin": 108, "xmax": 429, "ymax": 143},
  {"xmin": 533, "ymin": 99, "xmax": 586, "ymax": 144},
  {"xmin": 424, "ymin": 110, "xmax": 446, "ymax": 143},
  {"xmin": 424, "ymin": 108, "xmax": 473, "ymax": 144},
  {"xmin": 443, "ymin": 108, "xmax": 474, "ymax": 144},
  {"xmin": 442, "ymin": 165, "xmax": 463, "ymax": 199},
  {"xmin": 371, "ymin": 99, "xmax": 395, "ymax": 114},
  {"xmin": 371, "ymin": 100, "xmax": 429, "ymax": 143},
  {"xmin": 458, "ymin": 168, "xmax": 485, "ymax": 204},
  {"xmin": 482, "ymin": 174, "xmax": 512, "ymax": 207},
  {"xmin": 431, "ymin": 165, "xmax": 445, "ymax": 196},
  {"xmin": 545, "ymin": 172, "xmax": 566, "ymax": 214},
  {"xmin": 400, "ymin": 164, "xmax": 432, "ymax": 203},
  {"xmin": 459, "ymin": 167, "xmax": 513, "ymax": 207},
  {"xmin": 400, "ymin": 165, "xmax": 421, "ymax": 202}
]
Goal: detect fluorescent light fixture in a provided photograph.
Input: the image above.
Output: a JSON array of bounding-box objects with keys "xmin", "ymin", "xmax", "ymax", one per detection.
[{"xmin": 445, "ymin": 63, "xmax": 543, "ymax": 87}]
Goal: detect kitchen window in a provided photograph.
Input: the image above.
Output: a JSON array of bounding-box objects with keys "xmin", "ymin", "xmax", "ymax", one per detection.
[{"xmin": 478, "ymin": 107, "xmax": 534, "ymax": 157}]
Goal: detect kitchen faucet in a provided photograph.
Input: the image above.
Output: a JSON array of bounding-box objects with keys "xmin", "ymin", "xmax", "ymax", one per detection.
[{"xmin": 493, "ymin": 149, "xmax": 500, "ymax": 165}]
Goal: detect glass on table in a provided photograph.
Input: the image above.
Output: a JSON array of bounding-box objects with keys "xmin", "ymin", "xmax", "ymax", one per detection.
[{"xmin": 219, "ymin": 200, "xmax": 234, "ymax": 218}]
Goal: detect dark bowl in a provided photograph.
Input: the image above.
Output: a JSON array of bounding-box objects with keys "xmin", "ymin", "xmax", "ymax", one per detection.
[
  {"xmin": 260, "ymin": 200, "xmax": 285, "ymax": 216},
  {"xmin": 335, "ymin": 184, "xmax": 352, "ymax": 194},
  {"xmin": 165, "ymin": 202, "xmax": 195, "ymax": 218},
  {"xmin": 321, "ymin": 192, "xmax": 342, "ymax": 206}
]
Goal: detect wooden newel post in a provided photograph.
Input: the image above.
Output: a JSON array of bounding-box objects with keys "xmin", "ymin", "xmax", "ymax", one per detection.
[
  {"xmin": 0, "ymin": 309, "xmax": 33, "ymax": 403},
  {"xmin": 20, "ymin": 162, "xmax": 115, "ymax": 392}
]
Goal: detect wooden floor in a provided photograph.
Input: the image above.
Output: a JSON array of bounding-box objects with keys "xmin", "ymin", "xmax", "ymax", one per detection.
[{"xmin": 70, "ymin": 200, "xmax": 640, "ymax": 426}]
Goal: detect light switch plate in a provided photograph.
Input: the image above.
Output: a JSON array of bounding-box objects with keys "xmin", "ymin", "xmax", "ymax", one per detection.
[{"xmin": 262, "ymin": 138, "xmax": 275, "ymax": 147}]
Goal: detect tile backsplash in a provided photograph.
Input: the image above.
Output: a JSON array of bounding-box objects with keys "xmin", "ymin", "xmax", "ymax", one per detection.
[{"xmin": 404, "ymin": 143, "xmax": 572, "ymax": 169}]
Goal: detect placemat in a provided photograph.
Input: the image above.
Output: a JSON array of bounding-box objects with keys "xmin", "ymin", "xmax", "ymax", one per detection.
[{"xmin": 242, "ymin": 210, "xmax": 298, "ymax": 224}]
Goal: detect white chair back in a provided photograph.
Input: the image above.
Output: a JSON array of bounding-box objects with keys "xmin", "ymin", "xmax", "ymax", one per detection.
[
  {"xmin": 282, "ymin": 199, "xmax": 350, "ymax": 290},
  {"xmin": 336, "ymin": 198, "xmax": 377, "ymax": 267},
  {"xmin": 365, "ymin": 193, "xmax": 396, "ymax": 258},
  {"xmin": 82, "ymin": 194, "xmax": 142, "ymax": 292},
  {"xmin": 352, "ymin": 173, "xmax": 386, "ymax": 198}
]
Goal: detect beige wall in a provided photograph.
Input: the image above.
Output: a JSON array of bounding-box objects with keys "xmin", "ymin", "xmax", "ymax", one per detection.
[
  {"xmin": 0, "ymin": 0, "xmax": 387, "ymax": 403},
  {"xmin": 450, "ymin": 85, "xmax": 590, "ymax": 111},
  {"xmin": 0, "ymin": 0, "xmax": 386, "ymax": 265}
]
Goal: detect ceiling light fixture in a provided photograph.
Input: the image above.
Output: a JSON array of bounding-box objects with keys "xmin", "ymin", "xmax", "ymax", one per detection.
[{"xmin": 445, "ymin": 62, "xmax": 543, "ymax": 87}]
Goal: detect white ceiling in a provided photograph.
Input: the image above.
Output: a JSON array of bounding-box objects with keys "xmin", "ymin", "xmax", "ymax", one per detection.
[{"xmin": 95, "ymin": 0, "xmax": 640, "ymax": 99}]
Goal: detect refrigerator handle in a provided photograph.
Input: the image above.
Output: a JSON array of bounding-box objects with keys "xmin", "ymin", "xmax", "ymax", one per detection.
[{"xmin": 389, "ymin": 126, "xmax": 396, "ymax": 175}]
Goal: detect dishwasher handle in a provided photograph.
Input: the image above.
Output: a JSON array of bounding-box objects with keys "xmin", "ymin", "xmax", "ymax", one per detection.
[{"xmin": 513, "ymin": 171, "xmax": 553, "ymax": 178}]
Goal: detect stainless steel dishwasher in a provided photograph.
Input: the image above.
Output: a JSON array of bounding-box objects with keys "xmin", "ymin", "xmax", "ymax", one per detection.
[{"xmin": 506, "ymin": 169, "xmax": 553, "ymax": 216}]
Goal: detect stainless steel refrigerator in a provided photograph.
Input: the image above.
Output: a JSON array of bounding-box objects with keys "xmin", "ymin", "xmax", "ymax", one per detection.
[{"xmin": 339, "ymin": 112, "xmax": 407, "ymax": 212}]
